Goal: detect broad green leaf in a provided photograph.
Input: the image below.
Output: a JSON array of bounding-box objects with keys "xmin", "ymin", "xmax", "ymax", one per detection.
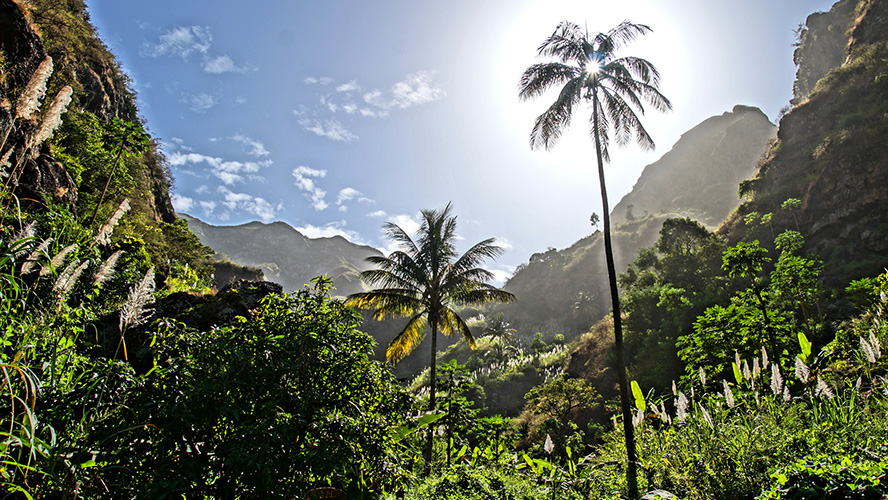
[{"xmin": 631, "ymin": 380, "xmax": 646, "ymax": 412}]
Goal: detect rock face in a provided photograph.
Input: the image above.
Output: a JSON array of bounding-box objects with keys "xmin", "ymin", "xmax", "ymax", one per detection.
[
  {"xmin": 611, "ymin": 105, "xmax": 776, "ymax": 227},
  {"xmin": 792, "ymin": 0, "xmax": 857, "ymax": 104},
  {"xmin": 0, "ymin": 0, "xmax": 176, "ymax": 223},
  {"xmin": 722, "ymin": 0, "xmax": 888, "ymax": 284},
  {"xmin": 181, "ymin": 214, "xmax": 383, "ymax": 296}
]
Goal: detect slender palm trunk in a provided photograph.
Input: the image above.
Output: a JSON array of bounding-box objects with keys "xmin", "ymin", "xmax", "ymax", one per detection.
[
  {"xmin": 425, "ymin": 320, "xmax": 438, "ymax": 474},
  {"xmin": 592, "ymin": 93, "xmax": 638, "ymax": 498}
]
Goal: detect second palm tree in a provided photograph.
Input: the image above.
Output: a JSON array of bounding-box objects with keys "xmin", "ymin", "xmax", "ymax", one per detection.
[{"xmin": 346, "ymin": 203, "xmax": 515, "ymax": 471}]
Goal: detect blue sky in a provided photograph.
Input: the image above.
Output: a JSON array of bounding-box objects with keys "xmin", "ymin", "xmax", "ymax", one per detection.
[{"xmin": 87, "ymin": 0, "xmax": 836, "ymax": 283}]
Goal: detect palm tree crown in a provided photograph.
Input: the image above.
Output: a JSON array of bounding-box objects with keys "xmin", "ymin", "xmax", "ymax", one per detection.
[
  {"xmin": 519, "ymin": 20, "xmax": 671, "ymax": 155},
  {"xmin": 347, "ymin": 202, "xmax": 515, "ymax": 364}
]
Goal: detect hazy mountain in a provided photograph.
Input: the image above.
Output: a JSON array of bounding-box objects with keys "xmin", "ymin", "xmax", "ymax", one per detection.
[
  {"xmin": 498, "ymin": 105, "xmax": 777, "ymax": 339},
  {"xmin": 180, "ymin": 214, "xmax": 382, "ymax": 296},
  {"xmin": 610, "ymin": 105, "xmax": 777, "ymax": 226}
]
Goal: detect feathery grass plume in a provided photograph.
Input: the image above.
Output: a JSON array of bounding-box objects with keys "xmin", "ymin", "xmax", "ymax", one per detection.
[
  {"xmin": 20, "ymin": 237, "xmax": 53, "ymax": 275},
  {"xmin": 723, "ymin": 379, "xmax": 735, "ymax": 408},
  {"xmin": 761, "ymin": 347, "xmax": 769, "ymax": 368},
  {"xmin": 783, "ymin": 386, "xmax": 791, "ymax": 402},
  {"xmin": 29, "ymin": 85, "xmax": 73, "ymax": 151},
  {"xmin": 660, "ymin": 401, "xmax": 671, "ymax": 425},
  {"xmin": 671, "ymin": 380, "xmax": 678, "ymax": 396},
  {"xmin": 734, "ymin": 351, "xmax": 741, "ymax": 372},
  {"xmin": 0, "ymin": 148, "xmax": 12, "ymax": 171},
  {"xmin": 752, "ymin": 357, "xmax": 761, "ymax": 379},
  {"xmin": 119, "ymin": 267, "xmax": 155, "ymax": 333},
  {"xmin": 633, "ymin": 408, "xmax": 644, "ymax": 428},
  {"xmin": 699, "ymin": 403, "xmax": 714, "ymax": 429},
  {"xmin": 676, "ymin": 392, "xmax": 689, "ymax": 422},
  {"xmin": 699, "ymin": 366, "xmax": 707, "ymax": 387},
  {"xmin": 861, "ymin": 336, "xmax": 878, "ymax": 364},
  {"xmin": 770, "ymin": 363, "xmax": 783, "ymax": 395},
  {"xmin": 40, "ymin": 243, "xmax": 77, "ymax": 277},
  {"xmin": 52, "ymin": 259, "xmax": 80, "ymax": 294},
  {"xmin": 54, "ymin": 260, "xmax": 88, "ymax": 295},
  {"xmin": 869, "ymin": 331, "xmax": 881, "ymax": 360},
  {"xmin": 14, "ymin": 56, "xmax": 52, "ymax": 121},
  {"xmin": 10, "ymin": 222, "xmax": 36, "ymax": 258},
  {"xmin": 543, "ymin": 434, "xmax": 554, "ymax": 454},
  {"xmin": 742, "ymin": 359, "xmax": 751, "ymax": 380},
  {"xmin": 93, "ymin": 250, "xmax": 124, "ymax": 288},
  {"xmin": 94, "ymin": 199, "xmax": 130, "ymax": 246},
  {"xmin": 815, "ymin": 377, "xmax": 834, "ymax": 399},
  {"xmin": 794, "ymin": 357, "xmax": 810, "ymax": 384}
]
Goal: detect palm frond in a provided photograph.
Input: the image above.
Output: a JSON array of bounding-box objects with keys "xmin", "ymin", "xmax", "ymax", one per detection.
[
  {"xmin": 530, "ymin": 77, "xmax": 582, "ymax": 150},
  {"xmin": 538, "ymin": 21, "xmax": 586, "ymax": 64},
  {"xmin": 345, "ymin": 289, "xmax": 423, "ymax": 320},
  {"xmin": 518, "ymin": 63, "xmax": 580, "ymax": 101},
  {"xmin": 437, "ymin": 307, "xmax": 476, "ymax": 349},
  {"xmin": 386, "ymin": 314, "xmax": 427, "ymax": 364}
]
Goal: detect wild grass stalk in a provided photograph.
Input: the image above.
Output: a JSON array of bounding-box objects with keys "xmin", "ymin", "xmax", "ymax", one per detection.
[{"xmin": 117, "ymin": 267, "xmax": 155, "ymax": 360}]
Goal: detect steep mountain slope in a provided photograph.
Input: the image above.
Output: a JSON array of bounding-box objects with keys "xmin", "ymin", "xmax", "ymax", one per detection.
[
  {"xmin": 611, "ymin": 105, "xmax": 776, "ymax": 227},
  {"xmin": 182, "ymin": 214, "xmax": 382, "ymax": 296},
  {"xmin": 721, "ymin": 0, "xmax": 888, "ymax": 284},
  {"xmin": 498, "ymin": 106, "xmax": 776, "ymax": 339}
]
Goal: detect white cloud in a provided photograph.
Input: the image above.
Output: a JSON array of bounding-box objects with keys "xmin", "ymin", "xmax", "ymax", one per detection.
[
  {"xmin": 231, "ymin": 134, "xmax": 270, "ymax": 157},
  {"xmin": 203, "ymin": 54, "xmax": 248, "ymax": 74},
  {"xmin": 217, "ymin": 186, "xmax": 280, "ymax": 222},
  {"xmin": 391, "ymin": 70, "xmax": 446, "ymax": 108},
  {"xmin": 367, "ymin": 210, "xmax": 387, "ymax": 218},
  {"xmin": 293, "ymin": 109, "xmax": 358, "ymax": 142},
  {"xmin": 292, "ymin": 166, "xmax": 329, "ymax": 210},
  {"xmin": 485, "ymin": 265, "xmax": 515, "ymax": 287},
  {"xmin": 235, "ymin": 97, "xmax": 247, "ymax": 104},
  {"xmin": 171, "ymin": 194, "xmax": 195, "ymax": 212},
  {"xmin": 167, "ymin": 151, "xmax": 271, "ymax": 185},
  {"xmin": 336, "ymin": 187, "xmax": 360, "ymax": 204},
  {"xmin": 293, "ymin": 71, "xmax": 442, "ymax": 141},
  {"xmin": 141, "ymin": 26, "xmax": 212, "ymax": 59},
  {"xmin": 184, "ymin": 92, "xmax": 217, "ymax": 112},
  {"xmin": 336, "ymin": 80, "xmax": 361, "ymax": 93},
  {"xmin": 494, "ymin": 237, "xmax": 514, "ymax": 251}
]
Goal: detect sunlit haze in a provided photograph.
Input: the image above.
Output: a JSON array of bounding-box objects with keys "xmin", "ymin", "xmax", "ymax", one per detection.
[{"xmin": 87, "ymin": 0, "xmax": 836, "ymax": 283}]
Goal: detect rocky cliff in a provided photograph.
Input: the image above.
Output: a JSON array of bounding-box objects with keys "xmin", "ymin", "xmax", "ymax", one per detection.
[{"xmin": 722, "ymin": 0, "xmax": 888, "ymax": 284}]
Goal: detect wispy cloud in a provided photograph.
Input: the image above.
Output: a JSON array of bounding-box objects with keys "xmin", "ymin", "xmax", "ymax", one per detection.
[
  {"xmin": 292, "ymin": 166, "xmax": 329, "ymax": 210},
  {"xmin": 203, "ymin": 54, "xmax": 252, "ymax": 74},
  {"xmin": 164, "ymin": 136, "xmax": 272, "ymax": 186},
  {"xmin": 184, "ymin": 92, "xmax": 217, "ymax": 112},
  {"xmin": 141, "ymin": 26, "xmax": 212, "ymax": 59},
  {"xmin": 217, "ymin": 186, "xmax": 280, "ymax": 222},
  {"xmin": 231, "ymin": 134, "xmax": 270, "ymax": 157},
  {"xmin": 142, "ymin": 25, "xmax": 253, "ymax": 75},
  {"xmin": 335, "ymin": 187, "xmax": 374, "ymax": 212},
  {"xmin": 295, "ymin": 71, "xmax": 444, "ymax": 141},
  {"xmin": 293, "ymin": 108, "xmax": 358, "ymax": 142}
]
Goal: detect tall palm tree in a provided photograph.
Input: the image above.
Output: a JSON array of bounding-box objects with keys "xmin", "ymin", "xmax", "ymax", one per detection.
[
  {"xmin": 346, "ymin": 203, "xmax": 515, "ymax": 471},
  {"xmin": 519, "ymin": 20, "xmax": 671, "ymax": 497}
]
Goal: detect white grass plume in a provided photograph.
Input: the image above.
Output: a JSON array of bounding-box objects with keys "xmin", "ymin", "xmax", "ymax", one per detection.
[
  {"xmin": 29, "ymin": 85, "xmax": 73, "ymax": 151},
  {"xmin": 815, "ymin": 377, "xmax": 834, "ymax": 399},
  {"xmin": 119, "ymin": 267, "xmax": 155, "ymax": 333},
  {"xmin": 20, "ymin": 237, "xmax": 53, "ymax": 275},
  {"xmin": 723, "ymin": 379, "xmax": 735, "ymax": 408},
  {"xmin": 770, "ymin": 363, "xmax": 783, "ymax": 396},
  {"xmin": 794, "ymin": 357, "xmax": 810, "ymax": 384},
  {"xmin": 676, "ymin": 392, "xmax": 689, "ymax": 422},
  {"xmin": 54, "ymin": 260, "xmax": 88, "ymax": 295},
  {"xmin": 40, "ymin": 243, "xmax": 77, "ymax": 277},
  {"xmin": 15, "ymin": 56, "xmax": 52, "ymax": 121},
  {"xmin": 93, "ymin": 250, "xmax": 124, "ymax": 288},
  {"xmin": 94, "ymin": 199, "xmax": 130, "ymax": 246}
]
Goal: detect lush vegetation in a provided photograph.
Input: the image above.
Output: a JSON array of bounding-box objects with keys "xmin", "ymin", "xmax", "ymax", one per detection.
[{"xmin": 1, "ymin": 0, "xmax": 886, "ymax": 498}]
